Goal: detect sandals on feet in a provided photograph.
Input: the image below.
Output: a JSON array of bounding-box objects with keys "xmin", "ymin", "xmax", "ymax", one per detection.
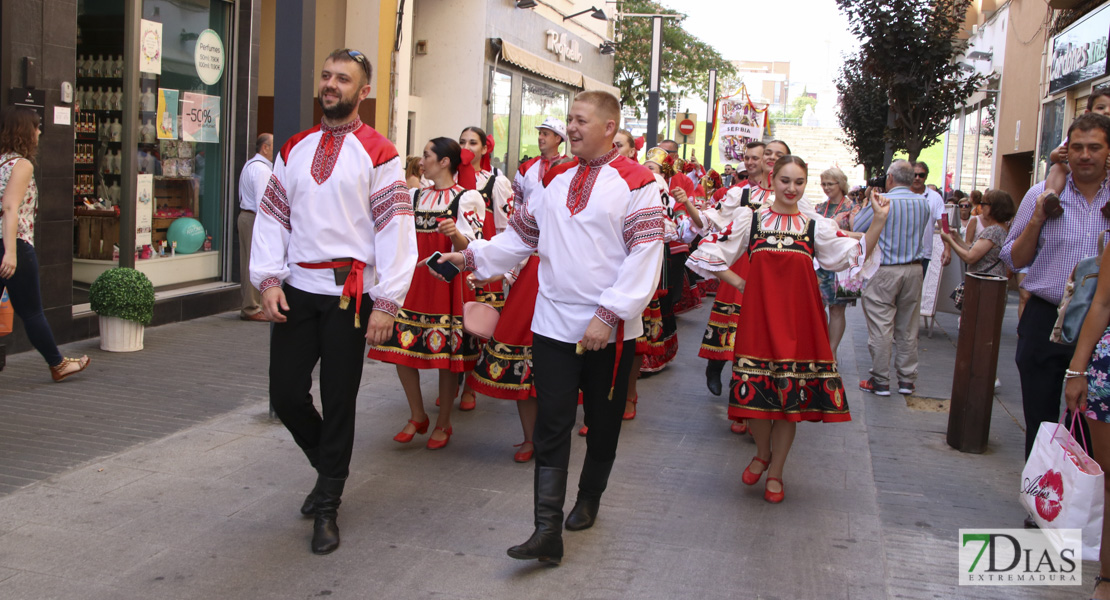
[{"xmin": 50, "ymin": 356, "xmax": 90, "ymax": 382}]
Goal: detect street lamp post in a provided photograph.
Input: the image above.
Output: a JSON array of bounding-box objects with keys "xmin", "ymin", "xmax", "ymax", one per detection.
[
  {"xmin": 704, "ymin": 68, "xmax": 717, "ymax": 171},
  {"xmin": 646, "ymin": 15, "xmax": 662, "ymax": 149}
]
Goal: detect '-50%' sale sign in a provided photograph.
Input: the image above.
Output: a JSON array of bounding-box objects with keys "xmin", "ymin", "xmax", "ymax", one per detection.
[{"xmin": 180, "ymin": 92, "xmax": 220, "ymax": 143}]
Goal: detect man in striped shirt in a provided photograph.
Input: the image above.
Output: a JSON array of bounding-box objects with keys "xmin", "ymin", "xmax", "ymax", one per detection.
[
  {"xmin": 1002, "ymin": 112, "xmax": 1110, "ymax": 468},
  {"xmin": 853, "ymin": 160, "xmax": 931, "ymax": 396}
]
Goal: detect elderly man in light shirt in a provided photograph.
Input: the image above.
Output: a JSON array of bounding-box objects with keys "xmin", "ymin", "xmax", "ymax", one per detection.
[{"xmin": 237, "ymin": 133, "xmax": 273, "ymax": 321}]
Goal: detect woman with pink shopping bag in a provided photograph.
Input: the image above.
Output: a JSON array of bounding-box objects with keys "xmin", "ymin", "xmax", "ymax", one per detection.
[{"xmin": 1062, "ymin": 239, "xmax": 1110, "ymax": 599}]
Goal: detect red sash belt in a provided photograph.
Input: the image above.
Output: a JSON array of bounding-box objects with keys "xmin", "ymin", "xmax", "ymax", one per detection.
[
  {"xmin": 296, "ymin": 259, "xmax": 367, "ymax": 328},
  {"xmin": 610, "ymin": 321, "xmax": 625, "ymax": 400}
]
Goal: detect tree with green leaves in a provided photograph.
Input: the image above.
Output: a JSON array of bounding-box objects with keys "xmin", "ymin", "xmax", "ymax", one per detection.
[
  {"xmin": 612, "ymin": 0, "xmax": 736, "ymax": 118},
  {"xmin": 836, "ymin": 52, "xmax": 889, "ymax": 177},
  {"xmin": 836, "ymin": 0, "xmax": 983, "ymax": 162}
]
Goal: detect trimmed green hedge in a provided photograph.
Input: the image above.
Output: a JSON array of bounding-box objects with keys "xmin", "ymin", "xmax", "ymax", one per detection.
[{"xmin": 89, "ymin": 268, "xmax": 155, "ymax": 325}]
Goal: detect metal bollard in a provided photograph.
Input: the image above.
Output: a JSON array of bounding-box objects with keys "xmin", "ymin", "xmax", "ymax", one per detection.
[{"xmin": 946, "ymin": 273, "xmax": 1009, "ymax": 453}]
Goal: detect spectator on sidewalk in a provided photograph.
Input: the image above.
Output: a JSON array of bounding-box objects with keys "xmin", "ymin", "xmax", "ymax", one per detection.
[
  {"xmin": 911, "ymin": 161, "xmax": 950, "ymax": 275},
  {"xmin": 0, "ymin": 107, "xmax": 90, "ymax": 382},
  {"xmin": 237, "ymin": 133, "xmax": 273, "ymax": 322},
  {"xmin": 941, "ymin": 189, "xmax": 1013, "ymax": 278},
  {"xmin": 853, "ymin": 160, "xmax": 931, "ymax": 397},
  {"xmin": 1002, "ymin": 112, "xmax": 1110, "ymax": 471},
  {"xmin": 251, "ymin": 49, "xmax": 417, "ymax": 555}
]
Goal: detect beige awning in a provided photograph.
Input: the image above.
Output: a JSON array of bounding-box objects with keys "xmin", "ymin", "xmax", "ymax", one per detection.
[
  {"xmin": 498, "ymin": 39, "xmax": 583, "ymax": 88},
  {"xmin": 581, "ymin": 75, "xmax": 619, "ymax": 98}
]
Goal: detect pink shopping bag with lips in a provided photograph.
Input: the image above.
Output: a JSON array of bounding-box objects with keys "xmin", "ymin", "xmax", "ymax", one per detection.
[{"xmin": 1020, "ymin": 413, "xmax": 1104, "ymax": 560}]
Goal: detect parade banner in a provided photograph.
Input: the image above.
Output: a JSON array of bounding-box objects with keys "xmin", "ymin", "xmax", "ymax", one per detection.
[{"xmin": 713, "ymin": 84, "xmax": 769, "ymax": 167}]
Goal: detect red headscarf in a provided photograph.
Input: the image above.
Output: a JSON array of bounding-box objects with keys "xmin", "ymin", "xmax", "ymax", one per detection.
[
  {"xmin": 458, "ymin": 149, "xmax": 477, "ymax": 191},
  {"xmin": 481, "ymin": 135, "xmax": 494, "ymax": 172}
]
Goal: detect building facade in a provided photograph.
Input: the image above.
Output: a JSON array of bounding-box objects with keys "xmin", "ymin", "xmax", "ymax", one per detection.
[{"xmin": 1, "ymin": 0, "xmax": 259, "ymax": 356}]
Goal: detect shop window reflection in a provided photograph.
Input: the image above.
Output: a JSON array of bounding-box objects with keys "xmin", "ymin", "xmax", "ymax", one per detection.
[
  {"xmin": 1037, "ymin": 98, "xmax": 1066, "ymax": 183},
  {"xmin": 518, "ymin": 78, "xmax": 568, "ymax": 163},
  {"xmin": 489, "ymin": 70, "xmax": 512, "ymax": 173}
]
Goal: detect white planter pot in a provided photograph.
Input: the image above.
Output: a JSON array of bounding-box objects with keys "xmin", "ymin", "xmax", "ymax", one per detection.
[{"xmin": 99, "ymin": 315, "xmax": 145, "ymax": 352}]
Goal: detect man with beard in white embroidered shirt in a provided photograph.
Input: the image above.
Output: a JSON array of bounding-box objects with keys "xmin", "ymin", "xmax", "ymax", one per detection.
[{"xmin": 251, "ymin": 49, "xmax": 417, "ymax": 555}]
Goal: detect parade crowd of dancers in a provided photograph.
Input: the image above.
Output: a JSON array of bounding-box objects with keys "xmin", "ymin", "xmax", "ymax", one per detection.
[{"xmin": 250, "ymin": 49, "xmax": 891, "ymax": 561}]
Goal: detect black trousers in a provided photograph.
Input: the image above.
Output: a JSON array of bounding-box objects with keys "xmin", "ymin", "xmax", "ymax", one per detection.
[
  {"xmin": 269, "ymin": 284, "xmax": 371, "ymax": 479},
  {"xmin": 532, "ymin": 333, "xmax": 635, "ymax": 470},
  {"xmin": 1015, "ymin": 295, "xmax": 1090, "ymax": 458}
]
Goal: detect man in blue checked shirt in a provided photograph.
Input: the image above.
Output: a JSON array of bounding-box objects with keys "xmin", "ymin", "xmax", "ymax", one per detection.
[
  {"xmin": 852, "ymin": 160, "xmax": 931, "ymax": 397},
  {"xmin": 1002, "ymin": 112, "xmax": 1110, "ymax": 486}
]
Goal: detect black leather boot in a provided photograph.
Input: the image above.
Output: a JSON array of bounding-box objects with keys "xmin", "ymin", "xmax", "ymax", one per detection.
[
  {"xmin": 565, "ymin": 455, "xmax": 615, "ymax": 531},
  {"xmin": 507, "ymin": 466, "xmax": 567, "ymax": 565},
  {"xmin": 311, "ymin": 476, "xmax": 345, "ymax": 555},
  {"xmin": 706, "ymin": 360, "xmax": 725, "ymax": 396}
]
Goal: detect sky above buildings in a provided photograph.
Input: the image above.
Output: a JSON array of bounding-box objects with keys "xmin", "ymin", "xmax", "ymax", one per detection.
[{"xmin": 658, "ymin": 0, "xmax": 861, "ymax": 88}]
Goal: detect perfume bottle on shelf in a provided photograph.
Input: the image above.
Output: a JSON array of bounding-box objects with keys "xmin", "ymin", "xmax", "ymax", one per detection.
[
  {"xmin": 141, "ymin": 88, "xmax": 156, "ymax": 112},
  {"xmin": 109, "ymin": 119, "xmax": 122, "ymax": 142},
  {"xmin": 99, "ymin": 150, "xmax": 111, "ymax": 174},
  {"xmin": 109, "ymin": 87, "xmax": 122, "ymax": 111},
  {"xmin": 113, "ymin": 55, "xmax": 124, "ymax": 78},
  {"xmin": 92, "ymin": 55, "xmax": 105, "ymax": 78}
]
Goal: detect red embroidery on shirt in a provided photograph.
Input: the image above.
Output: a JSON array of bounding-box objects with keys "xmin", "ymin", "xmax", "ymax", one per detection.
[
  {"xmin": 566, "ymin": 147, "xmax": 619, "ymax": 216},
  {"xmin": 311, "ymin": 119, "xmax": 362, "ymax": 184}
]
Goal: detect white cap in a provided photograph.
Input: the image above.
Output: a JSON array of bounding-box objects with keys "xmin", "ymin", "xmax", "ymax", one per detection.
[{"xmin": 535, "ymin": 117, "xmax": 567, "ymax": 141}]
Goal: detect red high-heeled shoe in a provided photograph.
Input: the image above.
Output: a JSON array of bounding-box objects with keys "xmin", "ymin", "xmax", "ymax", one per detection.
[
  {"xmin": 741, "ymin": 455, "xmax": 770, "ymax": 486},
  {"xmin": 513, "ymin": 441, "xmax": 534, "ymax": 463},
  {"xmin": 426, "ymin": 426, "xmax": 453, "ymax": 450},
  {"xmin": 764, "ymin": 477, "xmax": 785, "ymax": 503},
  {"xmin": 393, "ymin": 417, "xmax": 430, "ymax": 443},
  {"xmin": 622, "ymin": 396, "xmax": 638, "ymax": 420},
  {"xmin": 459, "ymin": 391, "xmax": 476, "ymax": 411}
]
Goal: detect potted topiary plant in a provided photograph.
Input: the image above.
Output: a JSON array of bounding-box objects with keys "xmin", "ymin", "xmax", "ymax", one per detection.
[{"xmin": 90, "ymin": 267, "xmax": 155, "ymax": 352}]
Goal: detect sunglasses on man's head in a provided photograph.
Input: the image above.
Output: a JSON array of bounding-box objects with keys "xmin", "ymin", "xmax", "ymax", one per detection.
[{"xmin": 345, "ymin": 49, "xmax": 371, "ymax": 81}]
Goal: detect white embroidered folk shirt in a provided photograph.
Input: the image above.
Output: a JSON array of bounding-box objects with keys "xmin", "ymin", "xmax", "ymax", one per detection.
[
  {"xmin": 476, "ymin": 169, "xmax": 514, "ymax": 235},
  {"xmin": 687, "ymin": 205, "xmax": 879, "ymax": 282},
  {"xmin": 250, "ymin": 119, "xmax": 418, "ymax": 316},
  {"xmin": 464, "ymin": 147, "xmax": 666, "ymax": 344}
]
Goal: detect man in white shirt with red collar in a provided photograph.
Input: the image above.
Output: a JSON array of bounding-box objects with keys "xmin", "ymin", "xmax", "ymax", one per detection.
[
  {"xmin": 251, "ymin": 49, "xmax": 417, "ymax": 555},
  {"xmin": 437, "ymin": 91, "xmax": 665, "ymax": 565},
  {"xmin": 514, "ymin": 117, "xmax": 566, "ymax": 202}
]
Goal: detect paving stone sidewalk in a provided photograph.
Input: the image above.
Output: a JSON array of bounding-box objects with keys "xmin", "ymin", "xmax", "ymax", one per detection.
[{"xmin": 0, "ymin": 298, "xmax": 1093, "ymax": 599}]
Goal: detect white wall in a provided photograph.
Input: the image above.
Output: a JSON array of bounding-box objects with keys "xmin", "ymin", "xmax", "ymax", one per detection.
[{"xmin": 411, "ymin": 0, "xmax": 489, "ymax": 146}]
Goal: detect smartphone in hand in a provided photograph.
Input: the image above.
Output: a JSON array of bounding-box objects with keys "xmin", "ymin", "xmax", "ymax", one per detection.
[
  {"xmin": 427, "ymin": 251, "xmax": 461, "ymax": 282},
  {"xmin": 939, "ymin": 214, "xmax": 951, "ymax": 234}
]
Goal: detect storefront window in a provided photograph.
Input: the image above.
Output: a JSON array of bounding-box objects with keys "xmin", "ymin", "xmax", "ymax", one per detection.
[
  {"xmin": 489, "ymin": 70, "xmax": 512, "ymax": 174},
  {"xmin": 1037, "ymin": 98, "xmax": 1066, "ymax": 182},
  {"xmin": 138, "ymin": 0, "xmax": 231, "ymax": 288},
  {"xmin": 73, "ymin": 0, "xmax": 126, "ymax": 302},
  {"xmin": 960, "ymin": 106, "xmax": 978, "ymax": 191},
  {"xmin": 73, "ymin": 0, "xmax": 232, "ymax": 293},
  {"xmin": 974, "ymin": 97, "xmax": 996, "ymax": 191},
  {"xmin": 518, "ymin": 78, "xmax": 568, "ymax": 162}
]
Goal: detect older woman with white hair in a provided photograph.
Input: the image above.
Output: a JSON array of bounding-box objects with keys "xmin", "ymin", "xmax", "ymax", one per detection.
[{"xmin": 815, "ymin": 167, "xmax": 861, "ymax": 362}]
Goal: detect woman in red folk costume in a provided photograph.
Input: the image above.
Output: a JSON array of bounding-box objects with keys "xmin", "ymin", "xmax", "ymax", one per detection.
[
  {"xmin": 694, "ymin": 140, "xmax": 788, "ymax": 436},
  {"xmin": 466, "ymin": 150, "xmax": 577, "ymax": 462},
  {"xmin": 456, "ymin": 126, "xmax": 513, "ymax": 411},
  {"xmin": 661, "ymin": 154, "xmax": 702, "ymax": 316},
  {"xmin": 687, "ymin": 155, "xmax": 888, "ymax": 503},
  {"xmin": 694, "ymin": 170, "xmax": 725, "ymax": 297},
  {"xmin": 367, "ymin": 139, "xmax": 485, "ymax": 450}
]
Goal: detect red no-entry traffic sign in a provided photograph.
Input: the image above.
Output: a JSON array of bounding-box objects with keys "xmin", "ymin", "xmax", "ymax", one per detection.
[{"xmin": 678, "ymin": 119, "xmax": 695, "ymax": 136}]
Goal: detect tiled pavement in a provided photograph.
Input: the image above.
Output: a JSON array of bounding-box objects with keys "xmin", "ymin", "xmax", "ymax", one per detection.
[{"xmin": 0, "ymin": 297, "xmax": 1093, "ymax": 598}]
